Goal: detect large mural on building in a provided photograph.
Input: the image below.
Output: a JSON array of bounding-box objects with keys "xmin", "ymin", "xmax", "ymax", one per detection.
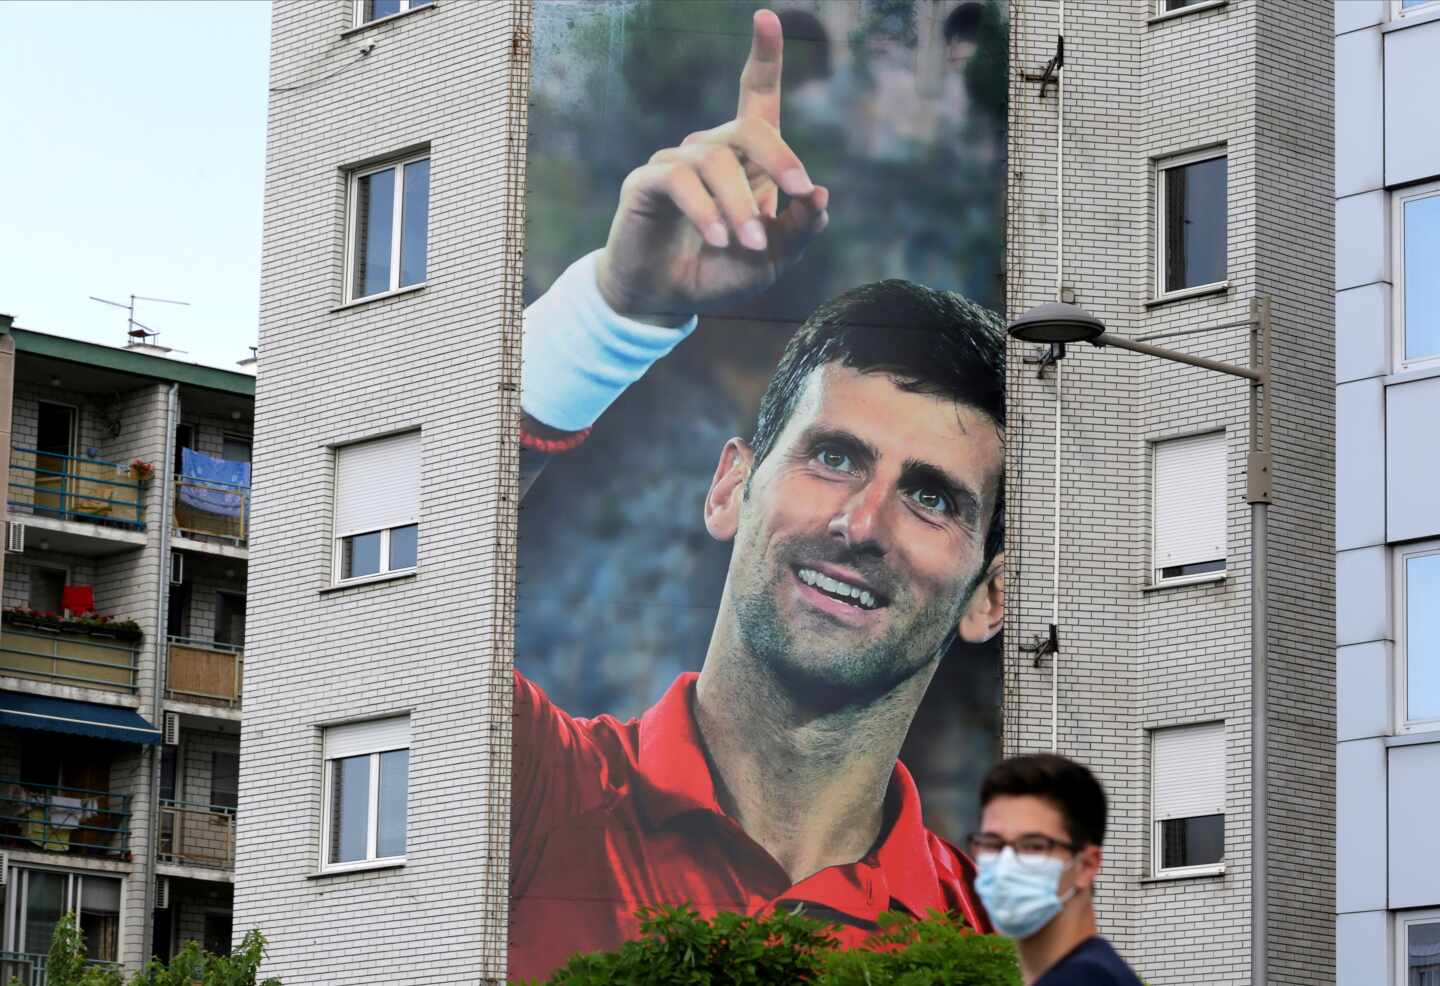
[{"xmin": 514, "ymin": 1, "xmax": 1008, "ymax": 978}]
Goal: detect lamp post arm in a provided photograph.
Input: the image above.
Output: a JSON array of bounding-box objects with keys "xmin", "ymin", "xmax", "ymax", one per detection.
[{"xmin": 1091, "ymin": 332, "xmax": 1263, "ymax": 382}]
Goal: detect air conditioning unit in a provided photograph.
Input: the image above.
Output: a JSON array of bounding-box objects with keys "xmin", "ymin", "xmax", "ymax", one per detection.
[
  {"xmin": 163, "ymin": 712, "xmax": 180, "ymax": 746},
  {"xmin": 170, "ymin": 550, "xmax": 184, "ymax": 586},
  {"xmin": 5, "ymin": 522, "xmax": 23, "ymax": 554},
  {"xmin": 155, "ymin": 876, "xmax": 169, "ymax": 910},
  {"xmin": 0, "ymin": 850, "xmax": 10, "ymax": 885}
]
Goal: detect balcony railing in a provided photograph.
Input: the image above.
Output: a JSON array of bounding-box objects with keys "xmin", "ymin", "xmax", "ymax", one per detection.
[
  {"xmin": 158, "ymin": 799, "xmax": 235, "ymax": 870},
  {"xmin": 166, "ymin": 636, "xmax": 243, "ymax": 707},
  {"xmin": 0, "ymin": 780, "xmax": 131, "ymax": 859},
  {"xmin": 0, "ymin": 952, "xmax": 121, "ymax": 985},
  {"xmin": 173, "ymin": 474, "xmax": 249, "ymax": 545},
  {"xmin": 7, "ymin": 446, "xmax": 145, "ymax": 531},
  {"xmin": 0, "ymin": 625, "xmax": 140, "ymax": 693}
]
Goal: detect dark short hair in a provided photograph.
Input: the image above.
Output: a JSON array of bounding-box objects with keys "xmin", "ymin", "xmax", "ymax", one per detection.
[
  {"xmin": 749, "ymin": 279, "xmax": 1006, "ymax": 569},
  {"xmin": 979, "ymin": 754, "xmax": 1108, "ymax": 848},
  {"xmin": 944, "ymin": 2, "xmax": 984, "ymax": 43}
]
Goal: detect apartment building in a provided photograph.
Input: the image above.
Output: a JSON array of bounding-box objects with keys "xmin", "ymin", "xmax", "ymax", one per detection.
[
  {"xmin": 1334, "ymin": 2, "xmax": 1440, "ymax": 984},
  {"xmin": 0, "ymin": 315, "xmax": 253, "ymax": 979},
  {"xmin": 1005, "ymin": 1, "xmax": 1333, "ymax": 985}
]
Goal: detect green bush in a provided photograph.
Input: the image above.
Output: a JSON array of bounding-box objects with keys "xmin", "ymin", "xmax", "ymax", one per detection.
[
  {"xmin": 533, "ymin": 905, "xmax": 1020, "ymax": 986},
  {"xmin": 12, "ymin": 912, "xmax": 280, "ymax": 986}
]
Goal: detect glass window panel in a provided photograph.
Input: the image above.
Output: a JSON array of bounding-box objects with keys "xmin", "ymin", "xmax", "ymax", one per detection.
[
  {"xmin": 1161, "ymin": 813, "xmax": 1224, "ymax": 869},
  {"xmin": 389, "ymin": 524, "xmax": 418, "ymax": 571},
  {"xmin": 329, "ymin": 755, "xmax": 371, "ymax": 863},
  {"xmin": 365, "ymin": 0, "xmax": 403, "ymax": 21},
  {"xmin": 352, "ymin": 167, "xmax": 395, "ymax": 299},
  {"xmin": 399, "ymin": 159, "xmax": 430, "ymax": 287},
  {"xmin": 1163, "ymin": 157, "xmax": 1227, "ymax": 292},
  {"xmin": 22, "ymin": 870, "xmax": 66, "ymax": 955},
  {"xmin": 1408, "ymin": 553, "xmax": 1440, "ymax": 722},
  {"xmin": 343, "ymin": 531, "xmax": 383, "ymax": 580},
  {"xmin": 1404, "ymin": 195, "xmax": 1440, "ymax": 362},
  {"xmin": 376, "ymin": 748, "xmax": 408, "ymax": 858},
  {"xmin": 211, "ymin": 751, "xmax": 240, "ymax": 810},
  {"xmin": 1409, "ymin": 921, "xmax": 1440, "ymax": 986},
  {"xmin": 78, "ymin": 876, "xmax": 122, "ymax": 962}
]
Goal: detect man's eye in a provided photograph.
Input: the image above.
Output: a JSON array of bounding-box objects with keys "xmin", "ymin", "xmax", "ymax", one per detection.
[
  {"xmin": 909, "ymin": 488, "xmax": 953, "ymax": 514},
  {"xmin": 815, "ymin": 448, "xmax": 854, "ymax": 472}
]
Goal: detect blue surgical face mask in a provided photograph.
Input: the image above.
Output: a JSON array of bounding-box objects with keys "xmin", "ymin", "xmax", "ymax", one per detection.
[{"xmin": 974, "ymin": 847, "xmax": 1076, "ymax": 939}]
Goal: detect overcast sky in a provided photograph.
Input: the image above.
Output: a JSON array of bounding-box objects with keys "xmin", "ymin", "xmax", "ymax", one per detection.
[{"xmin": 1, "ymin": 0, "xmax": 271, "ymax": 370}]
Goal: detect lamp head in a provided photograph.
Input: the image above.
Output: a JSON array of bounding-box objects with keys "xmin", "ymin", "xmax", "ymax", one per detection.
[{"xmin": 1007, "ymin": 302, "xmax": 1106, "ymax": 345}]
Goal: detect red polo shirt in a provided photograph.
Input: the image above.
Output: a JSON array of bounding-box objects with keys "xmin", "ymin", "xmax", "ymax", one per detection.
[{"xmin": 509, "ymin": 670, "xmax": 990, "ymax": 981}]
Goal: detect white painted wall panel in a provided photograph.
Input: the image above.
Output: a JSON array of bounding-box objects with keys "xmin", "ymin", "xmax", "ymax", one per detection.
[
  {"xmin": 1335, "ymin": 0, "xmax": 1385, "ymax": 34},
  {"xmin": 1387, "ymin": 375, "xmax": 1440, "ymax": 542},
  {"xmin": 1338, "ymin": 641, "xmax": 1391, "ymax": 741},
  {"xmin": 1389, "ymin": 742, "xmax": 1440, "ymax": 908},
  {"xmin": 1385, "ymin": 20, "xmax": 1440, "ymax": 187},
  {"xmin": 1337, "ymin": 378, "xmax": 1386, "ymax": 550},
  {"xmin": 1335, "ymin": 29, "xmax": 1384, "ymax": 197},
  {"xmin": 1336, "ymin": 190, "xmax": 1389, "ymax": 290},
  {"xmin": 1336, "ymin": 282, "xmax": 1390, "ymax": 383},
  {"xmin": 1338, "ymin": 738, "xmax": 1388, "ymax": 912},
  {"xmin": 1336, "ymin": 910, "xmax": 1389, "ymax": 986},
  {"xmin": 1337, "ymin": 546, "xmax": 1391, "ymax": 647}
]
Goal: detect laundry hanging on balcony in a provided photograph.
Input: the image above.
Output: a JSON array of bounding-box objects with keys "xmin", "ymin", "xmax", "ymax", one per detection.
[{"xmin": 178, "ymin": 449, "xmax": 250, "ymax": 519}]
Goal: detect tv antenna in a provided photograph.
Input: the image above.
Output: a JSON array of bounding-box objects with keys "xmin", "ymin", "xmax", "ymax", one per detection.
[{"xmin": 89, "ymin": 293, "xmax": 190, "ymax": 348}]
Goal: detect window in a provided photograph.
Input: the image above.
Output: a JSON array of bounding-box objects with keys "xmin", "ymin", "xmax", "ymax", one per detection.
[
  {"xmin": 1394, "ymin": 183, "xmax": 1440, "ymax": 371},
  {"xmin": 28, "ymin": 566, "xmax": 67, "ymax": 614},
  {"xmin": 320, "ymin": 717, "xmax": 410, "ymax": 871},
  {"xmin": 1151, "ymin": 431, "xmax": 1226, "ymax": 584},
  {"xmin": 215, "ymin": 592, "xmax": 246, "ymax": 648},
  {"xmin": 1397, "ymin": 542, "xmax": 1440, "ymax": 733},
  {"xmin": 1398, "ymin": 911, "xmax": 1440, "ymax": 986},
  {"xmin": 333, "ymin": 431, "xmax": 420, "ymax": 584},
  {"xmin": 211, "ymin": 751, "xmax": 239, "ymax": 811},
  {"xmin": 344, "ymin": 152, "xmax": 430, "ymax": 302},
  {"xmin": 221, "ymin": 434, "xmax": 251, "ymax": 465},
  {"xmin": 2, "ymin": 868, "xmax": 122, "ymax": 962},
  {"xmin": 1394, "ymin": 0, "xmax": 1440, "ymax": 17},
  {"xmin": 1159, "ymin": 0, "xmax": 1214, "ymax": 10},
  {"xmin": 353, "ymin": 0, "xmax": 433, "ymax": 27},
  {"xmin": 1151, "ymin": 721, "xmax": 1225, "ymax": 876},
  {"xmin": 1156, "ymin": 150, "xmax": 1227, "ymax": 296}
]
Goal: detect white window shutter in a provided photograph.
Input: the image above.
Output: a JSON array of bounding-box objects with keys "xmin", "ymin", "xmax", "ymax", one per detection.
[
  {"xmin": 1153, "ymin": 432, "xmax": 1227, "ymax": 568},
  {"xmin": 325, "ymin": 716, "xmax": 411, "ymax": 760},
  {"xmin": 1152, "ymin": 721, "xmax": 1226, "ymax": 821},
  {"xmin": 334, "ymin": 432, "xmax": 421, "ymax": 537}
]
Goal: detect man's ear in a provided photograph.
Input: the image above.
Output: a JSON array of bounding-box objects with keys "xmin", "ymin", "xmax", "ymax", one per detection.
[
  {"xmin": 957, "ymin": 553, "xmax": 1005, "ymax": 644},
  {"xmin": 704, "ymin": 438, "xmax": 754, "ymax": 542},
  {"xmin": 1074, "ymin": 843, "xmax": 1103, "ymax": 895}
]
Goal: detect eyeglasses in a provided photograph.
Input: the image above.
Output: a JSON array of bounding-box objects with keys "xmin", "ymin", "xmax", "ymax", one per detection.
[{"xmin": 965, "ymin": 832, "xmax": 1078, "ymax": 870}]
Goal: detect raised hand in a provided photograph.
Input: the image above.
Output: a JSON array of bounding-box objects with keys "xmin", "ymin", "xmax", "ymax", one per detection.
[{"xmin": 595, "ymin": 9, "xmax": 830, "ymax": 325}]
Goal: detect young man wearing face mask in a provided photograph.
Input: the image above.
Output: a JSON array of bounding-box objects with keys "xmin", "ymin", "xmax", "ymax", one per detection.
[{"xmin": 968, "ymin": 754, "xmax": 1143, "ymax": 986}]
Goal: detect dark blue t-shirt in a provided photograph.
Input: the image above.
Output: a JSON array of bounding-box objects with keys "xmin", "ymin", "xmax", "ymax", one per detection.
[{"xmin": 1034, "ymin": 936, "xmax": 1143, "ymax": 986}]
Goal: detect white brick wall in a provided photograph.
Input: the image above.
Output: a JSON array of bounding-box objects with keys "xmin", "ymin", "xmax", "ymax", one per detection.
[{"xmin": 235, "ymin": 1, "xmax": 526, "ymax": 982}]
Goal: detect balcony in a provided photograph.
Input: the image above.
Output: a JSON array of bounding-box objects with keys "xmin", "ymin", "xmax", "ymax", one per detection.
[
  {"xmin": 158, "ymin": 800, "xmax": 235, "ymax": 871},
  {"xmin": 0, "ymin": 953, "xmax": 120, "ymax": 986},
  {"xmin": 0, "ymin": 779, "xmax": 131, "ymax": 859},
  {"xmin": 165, "ymin": 636, "xmax": 243, "ymax": 708},
  {"xmin": 7, "ymin": 446, "xmax": 145, "ymax": 531},
  {"xmin": 173, "ymin": 455, "xmax": 249, "ymax": 549},
  {"xmin": 0, "ymin": 619, "xmax": 140, "ymax": 693}
]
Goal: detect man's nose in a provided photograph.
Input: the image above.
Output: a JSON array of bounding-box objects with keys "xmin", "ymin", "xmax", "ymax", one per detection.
[{"xmin": 828, "ymin": 479, "xmax": 891, "ymax": 556}]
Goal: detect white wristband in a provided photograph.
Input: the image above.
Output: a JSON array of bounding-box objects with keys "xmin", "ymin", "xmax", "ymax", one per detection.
[{"xmin": 521, "ymin": 251, "xmax": 699, "ymax": 433}]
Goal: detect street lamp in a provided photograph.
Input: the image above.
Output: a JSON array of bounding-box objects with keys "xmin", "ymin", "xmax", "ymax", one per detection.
[{"xmin": 1007, "ymin": 298, "xmax": 1274, "ymax": 986}]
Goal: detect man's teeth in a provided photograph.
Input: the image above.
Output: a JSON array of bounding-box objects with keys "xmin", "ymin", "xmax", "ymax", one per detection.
[{"xmin": 797, "ymin": 568, "xmax": 878, "ymax": 609}]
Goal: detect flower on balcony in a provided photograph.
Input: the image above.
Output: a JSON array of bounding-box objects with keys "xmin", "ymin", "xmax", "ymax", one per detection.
[
  {"xmin": 129, "ymin": 459, "xmax": 156, "ymax": 482},
  {"xmin": 2, "ymin": 607, "xmax": 144, "ymax": 642}
]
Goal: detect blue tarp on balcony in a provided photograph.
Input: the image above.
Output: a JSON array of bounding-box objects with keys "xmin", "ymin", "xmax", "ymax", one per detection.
[
  {"xmin": 179, "ymin": 449, "xmax": 250, "ymax": 518},
  {"xmin": 0, "ymin": 691, "xmax": 161, "ymax": 745}
]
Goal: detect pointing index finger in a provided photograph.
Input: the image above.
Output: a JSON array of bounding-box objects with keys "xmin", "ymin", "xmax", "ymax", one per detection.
[{"xmin": 737, "ymin": 8, "xmax": 783, "ymax": 127}]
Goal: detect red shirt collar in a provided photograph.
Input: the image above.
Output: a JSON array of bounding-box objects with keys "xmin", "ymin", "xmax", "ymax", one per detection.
[{"xmin": 634, "ymin": 672, "xmax": 954, "ymax": 920}]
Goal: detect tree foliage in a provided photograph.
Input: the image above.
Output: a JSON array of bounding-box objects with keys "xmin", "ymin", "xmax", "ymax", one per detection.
[{"xmin": 531, "ymin": 905, "xmax": 1021, "ymax": 986}]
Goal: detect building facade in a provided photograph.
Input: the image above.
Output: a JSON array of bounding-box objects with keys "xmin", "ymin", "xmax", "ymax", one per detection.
[
  {"xmin": 0, "ymin": 315, "xmax": 253, "ymax": 978},
  {"xmin": 1005, "ymin": 1, "xmax": 1333, "ymax": 984},
  {"xmin": 1334, "ymin": 2, "xmax": 1440, "ymax": 983}
]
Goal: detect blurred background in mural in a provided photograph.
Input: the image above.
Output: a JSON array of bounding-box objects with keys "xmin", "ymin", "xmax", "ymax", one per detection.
[{"xmin": 519, "ymin": 0, "xmax": 1007, "ymax": 842}]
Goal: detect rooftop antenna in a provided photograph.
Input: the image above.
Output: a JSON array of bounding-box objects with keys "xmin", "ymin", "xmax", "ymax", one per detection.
[{"xmin": 89, "ymin": 293, "xmax": 190, "ymax": 349}]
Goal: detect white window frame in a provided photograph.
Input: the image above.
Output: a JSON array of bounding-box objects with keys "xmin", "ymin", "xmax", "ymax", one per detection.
[
  {"xmin": 1392, "ymin": 0, "xmax": 1440, "ymax": 20},
  {"xmin": 342, "ymin": 151, "xmax": 430, "ymax": 304},
  {"xmin": 330, "ymin": 431, "xmax": 421, "ymax": 586},
  {"xmin": 352, "ymin": 0, "xmax": 432, "ymax": 28},
  {"xmin": 1154, "ymin": 0, "xmax": 1226, "ymax": 16},
  {"xmin": 1392, "ymin": 180, "xmax": 1440, "ymax": 373},
  {"xmin": 318, "ymin": 717, "xmax": 410, "ymax": 874},
  {"xmin": 1155, "ymin": 147, "xmax": 1228, "ymax": 300},
  {"xmin": 332, "ymin": 525, "xmax": 418, "ymax": 585},
  {"xmin": 1149, "ymin": 721, "xmax": 1227, "ymax": 879},
  {"xmin": 3, "ymin": 866, "xmax": 126, "ymax": 963},
  {"xmin": 1395, "ymin": 540, "xmax": 1440, "ymax": 735},
  {"xmin": 1150, "ymin": 430, "xmax": 1228, "ymax": 587},
  {"xmin": 1396, "ymin": 908, "xmax": 1440, "ymax": 986}
]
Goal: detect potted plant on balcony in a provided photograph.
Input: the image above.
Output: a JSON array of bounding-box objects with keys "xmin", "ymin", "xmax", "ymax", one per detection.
[
  {"xmin": 129, "ymin": 459, "xmax": 155, "ymax": 484},
  {"xmin": 1, "ymin": 608, "xmax": 144, "ymax": 643}
]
